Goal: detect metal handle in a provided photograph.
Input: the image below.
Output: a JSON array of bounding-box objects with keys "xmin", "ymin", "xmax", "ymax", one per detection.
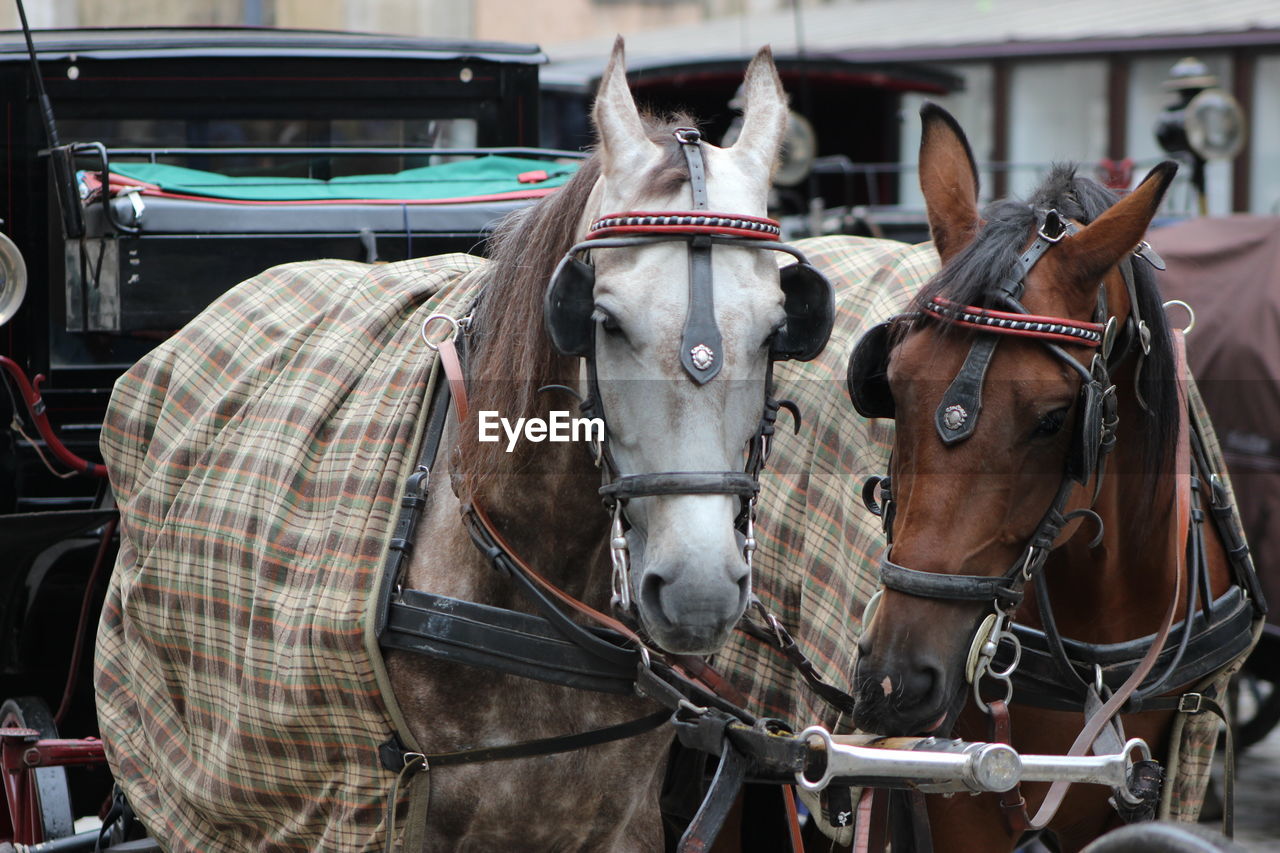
[{"xmin": 797, "ymin": 727, "xmax": 1148, "ymax": 796}]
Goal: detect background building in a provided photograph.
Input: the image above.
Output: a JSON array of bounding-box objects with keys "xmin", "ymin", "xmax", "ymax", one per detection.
[{"xmin": 3, "ymin": 0, "xmax": 1278, "ymax": 213}]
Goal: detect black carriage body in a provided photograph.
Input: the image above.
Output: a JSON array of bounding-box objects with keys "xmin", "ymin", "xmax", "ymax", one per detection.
[{"xmin": 0, "ymin": 27, "xmax": 546, "ymax": 749}]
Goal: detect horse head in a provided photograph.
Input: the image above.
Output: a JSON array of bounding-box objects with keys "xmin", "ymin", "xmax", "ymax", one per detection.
[
  {"xmin": 542, "ymin": 39, "xmax": 831, "ymax": 654},
  {"xmin": 849, "ymin": 103, "xmax": 1177, "ymax": 735}
]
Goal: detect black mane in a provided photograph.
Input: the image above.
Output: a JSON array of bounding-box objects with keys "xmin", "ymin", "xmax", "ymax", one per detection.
[{"xmin": 913, "ymin": 164, "xmax": 1180, "ymax": 485}]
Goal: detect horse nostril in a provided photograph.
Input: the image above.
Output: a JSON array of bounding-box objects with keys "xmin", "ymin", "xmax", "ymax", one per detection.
[
  {"xmin": 902, "ymin": 663, "xmax": 941, "ymax": 707},
  {"xmin": 638, "ymin": 571, "xmax": 667, "ymax": 623}
]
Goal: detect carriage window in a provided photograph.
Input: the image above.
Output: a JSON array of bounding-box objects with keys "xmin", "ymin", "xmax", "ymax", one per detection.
[{"xmin": 58, "ymin": 117, "xmax": 480, "ymax": 177}]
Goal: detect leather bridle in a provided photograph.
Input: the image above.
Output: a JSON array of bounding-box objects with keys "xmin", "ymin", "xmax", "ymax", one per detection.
[
  {"xmin": 850, "ymin": 208, "xmax": 1266, "ymax": 837},
  {"xmin": 863, "ymin": 209, "xmax": 1131, "ymax": 706},
  {"xmin": 545, "ymin": 127, "xmax": 832, "ymax": 611}
]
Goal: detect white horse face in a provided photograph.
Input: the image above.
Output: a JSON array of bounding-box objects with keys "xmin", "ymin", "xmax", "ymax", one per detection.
[{"xmin": 583, "ymin": 41, "xmax": 790, "ymax": 654}]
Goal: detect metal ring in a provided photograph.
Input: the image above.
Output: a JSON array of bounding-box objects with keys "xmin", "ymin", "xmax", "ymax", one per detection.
[
  {"xmin": 420, "ymin": 313, "xmax": 461, "ymax": 351},
  {"xmin": 987, "ymin": 630, "xmax": 1022, "ymax": 680},
  {"xmin": 1123, "ymin": 737, "xmax": 1153, "ymax": 764},
  {"xmin": 795, "ymin": 726, "xmax": 836, "ymax": 791},
  {"xmin": 1162, "ymin": 300, "xmax": 1196, "ymax": 335}
]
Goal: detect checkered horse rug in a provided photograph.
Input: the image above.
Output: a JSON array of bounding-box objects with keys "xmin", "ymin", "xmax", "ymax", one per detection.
[
  {"xmin": 96, "ymin": 253, "xmax": 486, "ymax": 851},
  {"xmin": 713, "ymin": 234, "xmax": 1249, "ymax": 822},
  {"xmin": 95, "ymin": 235, "xmax": 1242, "ymax": 851}
]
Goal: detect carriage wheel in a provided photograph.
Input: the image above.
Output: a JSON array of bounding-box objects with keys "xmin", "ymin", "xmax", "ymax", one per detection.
[
  {"xmin": 0, "ymin": 696, "xmax": 75, "ymax": 841},
  {"xmin": 1231, "ymin": 668, "xmax": 1280, "ymax": 751},
  {"xmin": 1080, "ymin": 821, "xmax": 1248, "ymax": 852}
]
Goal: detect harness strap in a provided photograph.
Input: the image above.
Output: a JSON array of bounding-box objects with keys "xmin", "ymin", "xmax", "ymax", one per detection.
[
  {"xmin": 600, "ymin": 471, "xmax": 759, "ymax": 501},
  {"xmin": 738, "ymin": 611, "xmax": 857, "ymax": 715},
  {"xmin": 386, "ymin": 710, "xmax": 671, "ymax": 769},
  {"xmin": 677, "ymin": 743, "xmax": 748, "ymax": 853},
  {"xmin": 880, "ymin": 557, "xmax": 1023, "ymax": 607},
  {"xmin": 1137, "ymin": 689, "xmax": 1236, "ymax": 837},
  {"xmin": 1002, "ymin": 330, "xmax": 1193, "ymax": 833},
  {"xmin": 437, "ymin": 337, "xmax": 469, "ymax": 421}
]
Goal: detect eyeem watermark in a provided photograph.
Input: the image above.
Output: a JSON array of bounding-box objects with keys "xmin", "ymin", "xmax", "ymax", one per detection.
[{"xmin": 478, "ymin": 410, "xmax": 604, "ymax": 453}]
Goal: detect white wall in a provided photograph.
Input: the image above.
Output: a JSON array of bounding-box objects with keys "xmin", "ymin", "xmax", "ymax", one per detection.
[
  {"xmin": 1251, "ymin": 54, "xmax": 1280, "ymax": 214},
  {"xmin": 898, "ymin": 62, "xmax": 995, "ymax": 208},
  {"xmin": 1007, "ymin": 58, "xmax": 1108, "ymax": 199}
]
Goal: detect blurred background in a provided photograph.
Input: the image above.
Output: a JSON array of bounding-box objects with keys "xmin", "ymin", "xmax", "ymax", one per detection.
[
  {"xmin": 0, "ymin": 2, "xmax": 1278, "ymax": 849},
  {"xmin": 2, "ymin": 0, "xmax": 1278, "ymax": 217}
]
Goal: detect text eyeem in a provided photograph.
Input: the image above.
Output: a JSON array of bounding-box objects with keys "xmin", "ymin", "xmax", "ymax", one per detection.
[{"xmin": 478, "ymin": 410, "xmax": 605, "ymax": 453}]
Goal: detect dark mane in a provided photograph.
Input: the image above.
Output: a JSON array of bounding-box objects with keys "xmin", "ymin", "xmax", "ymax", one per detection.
[
  {"xmin": 913, "ymin": 164, "xmax": 1179, "ymax": 492},
  {"xmin": 453, "ymin": 113, "xmax": 696, "ymax": 494}
]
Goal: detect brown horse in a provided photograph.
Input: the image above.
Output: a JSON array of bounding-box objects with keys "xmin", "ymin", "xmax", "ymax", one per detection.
[{"xmin": 846, "ymin": 105, "xmax": 1259, "ymax": 851}]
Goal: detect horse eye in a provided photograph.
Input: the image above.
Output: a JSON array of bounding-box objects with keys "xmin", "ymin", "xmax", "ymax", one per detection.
[
  {"xmin": 593, "ymin": 308, "xmax": 621, "ymax": 334},
  {"xmin": 1033, "ymin": 407, "xmax": 1070, "ymax": 437}
]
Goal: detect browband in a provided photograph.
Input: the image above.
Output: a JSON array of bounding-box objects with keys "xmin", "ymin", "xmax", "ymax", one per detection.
[
  {"xmin": 588, "ymin": 211, "xmax": 782, "ymax": 241},
  {"xmin": 924, "ymin": 298, "xmax": 1105, "ymax": 347}
]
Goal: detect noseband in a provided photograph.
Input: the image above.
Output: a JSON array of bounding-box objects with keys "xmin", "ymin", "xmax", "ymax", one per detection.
[{"xmin": 544, "ymin": 127, "xmax": 834, "ymax": 611}]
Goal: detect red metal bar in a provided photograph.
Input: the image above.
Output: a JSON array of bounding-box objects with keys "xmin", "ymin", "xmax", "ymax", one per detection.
[
  {"xmin": 0, "ymin": 355, "xmax": 107, "ymax": 478},
  {"xmin": 2, "ymin": 730, "xmax": 108, "ymax": 845}
]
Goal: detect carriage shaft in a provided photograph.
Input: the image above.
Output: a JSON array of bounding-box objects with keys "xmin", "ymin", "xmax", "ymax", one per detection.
[{"xmin": 797, "ymin": 727, "xmax": 1138, "ymax": 794}]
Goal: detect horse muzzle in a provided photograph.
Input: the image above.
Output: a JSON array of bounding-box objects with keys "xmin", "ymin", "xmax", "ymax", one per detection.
[{"xmin": 628, "ymin": 527, "xmax": 751, "ymax": 655}]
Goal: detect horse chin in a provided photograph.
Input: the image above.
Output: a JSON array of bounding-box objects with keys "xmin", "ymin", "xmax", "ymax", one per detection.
[{"xmin": 634, "ymin": 593, "xmax": 744, "ymax": 655}]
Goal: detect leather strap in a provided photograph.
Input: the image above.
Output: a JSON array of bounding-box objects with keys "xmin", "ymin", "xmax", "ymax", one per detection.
[
  {"xmin": 599, "ymin": 471, "xmax": 759, "ymax": 502},
  {"xmin": 934, "ymin": 335, "xmax": 998, "ymax": 444},
  {"xmin": 437, "ymin": 337, "xmax": 469, "ymax": 422},
  {"xmin": 678, "ymin": 742, "xmax": 748, "ymax": 853},
  {"xmin": 880, "ymin": 557, "xmax": 1022, "ymax": 607},
  {"xmin": 1000, "ymin": 589, "xmax": 1256, "ymax": 712},
  {"xmin": 380, "ymin": 709, "xmax": 670, "ymax": 770},
  {"xmin": 738, "ymin": 611, "xmax": 857, "ymax": 715},
  {"xmin": 673, "ymin": 128, "xmax": 722, "ymax": 384},
  {"xmin": 1004, "ymin": 330, "xmax": 1194, "ymax": 832},
  {"xmin": 383, "ymin": 587, "xmax": 638, "ymax": 694}
]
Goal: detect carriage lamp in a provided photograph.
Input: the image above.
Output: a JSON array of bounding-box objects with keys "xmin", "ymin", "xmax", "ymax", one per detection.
[{"xmin": 1153, "ymin": 57, "xmax": 1246, "ymax": 214}]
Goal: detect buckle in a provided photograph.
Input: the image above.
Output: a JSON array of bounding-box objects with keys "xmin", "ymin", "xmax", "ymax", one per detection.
[
  {"xmin": 673, "ymin": 127, "xmax": 702, "ymax": 144},
  {"xmin": 1177, "ymin": 693, "xmax": 1204, "ymax": 714},
  {"xmin": 1038, "ymin": 209, "xmax": 1069, "ymax": 243}
]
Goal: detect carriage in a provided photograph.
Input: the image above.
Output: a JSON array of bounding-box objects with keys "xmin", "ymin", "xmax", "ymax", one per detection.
[{"xmin": 0, "ymin": 25, "xmax": 1266, "ymax": 853}]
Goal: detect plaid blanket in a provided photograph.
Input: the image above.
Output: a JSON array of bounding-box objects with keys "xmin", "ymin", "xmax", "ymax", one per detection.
[
  {"xmin": 96, "ymin": 254, "xmax": 486, "ymax": 851},
  {"xmin": 96, "ymin": 233, "xmax": 1243, "ymax": 850},
  {"xmin": 714, "ymin": 234, "xmax": 1252, "ymax": 821}
]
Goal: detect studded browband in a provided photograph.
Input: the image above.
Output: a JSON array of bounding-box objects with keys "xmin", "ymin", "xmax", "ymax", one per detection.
[
  {"xmin": 587, "ymin": 212, "xmax": 782, "ymax": 241},
  {"xmin": 924, "ymin": 298, "xmax": 1104, "ymax": 347}
]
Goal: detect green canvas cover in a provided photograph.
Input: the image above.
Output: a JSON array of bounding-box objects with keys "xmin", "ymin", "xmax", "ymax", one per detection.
[{"xmin": 105, "ymin": 155, "xmax": 580, "ymax": 202}]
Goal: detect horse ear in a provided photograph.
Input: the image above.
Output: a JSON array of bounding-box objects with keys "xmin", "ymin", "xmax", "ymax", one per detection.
[
  {"xmin": 1055, "ymin": 162, "xmax": 1178, "ymax": 291},
  {"xmin": 918, "ymin": 102, "xmax": 981, "ymax": 263},
  {"xmin": 592, "ymin": 36, "xmax": 658, "ymax": 176},
  {"xmin": 727, "ymin": 46, "xmax": 788, "ymax": 175}
]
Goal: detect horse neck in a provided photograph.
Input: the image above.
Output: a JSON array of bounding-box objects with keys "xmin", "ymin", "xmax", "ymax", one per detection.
[
  {"xmin": 458, "ymin": 354, "xmax": 614, "ymax": 608},
  {"xmin": 1040, "ymin": 365, "xmax": 1184, "ymax": 643}
]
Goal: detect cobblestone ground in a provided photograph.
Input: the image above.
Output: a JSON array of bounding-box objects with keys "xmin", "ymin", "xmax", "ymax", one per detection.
[{"xmin": 1220, "ymin": 720, "xmax": 1280, "ymax": 850}]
